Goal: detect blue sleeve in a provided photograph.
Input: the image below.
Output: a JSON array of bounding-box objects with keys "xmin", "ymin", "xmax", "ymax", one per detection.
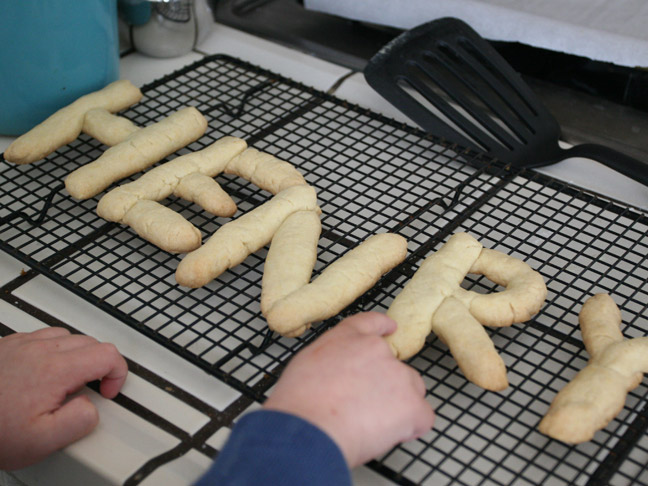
[{"xmin": 195, "ymin": 409, "xmax": 352, "ymax": 486}]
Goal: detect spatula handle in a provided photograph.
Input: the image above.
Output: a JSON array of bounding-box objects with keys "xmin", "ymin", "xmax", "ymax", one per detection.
[{"xmin": 564, "ymin": 144, "xmax": 648, "ymax": 188}]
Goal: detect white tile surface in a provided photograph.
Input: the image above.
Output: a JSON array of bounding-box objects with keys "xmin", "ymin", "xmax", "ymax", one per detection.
[
  {"xmin": 205, "ymin": 426, "xmax": 232, "ymax": 452},
  {"xmin": 536, "ymin": 157, "xmax": 648, "ymax": 210},
  {"xmin": 14, "ymin": 276, "xmax": 242, "ymax": 412},
  {"xmin": 139, "ymin": 449, "xmax": 212, "ymax": 486},
  {"xmin": 0, "ymin": 136, "xmax": 11, "ymax": 155},
  {"xmin": 0, "ymin": 252, "xmax": 27, "ymax": 287},
  {"xmin": 120, "ymin": 52, "xmax": 205, "ymax": 88},
  {"xmin": 65, "ymin": 389, "xmax": 181, "ymax": 483},
  {"xmin": 13, "ymin": 388, "xmax": 180, "ymax": 486},
  {"xmin": 120, "ymin": 373, "xmax": 210, "ymax": 435},
  {"xmin": 0, "ymin": 299, "xmax": 47, "ymax": 333}
]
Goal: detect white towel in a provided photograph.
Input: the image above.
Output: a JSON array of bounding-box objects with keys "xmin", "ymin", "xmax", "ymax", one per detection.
[{"xmin": 304, "ymin": 0, "xmax": 648, "ymax": 67}]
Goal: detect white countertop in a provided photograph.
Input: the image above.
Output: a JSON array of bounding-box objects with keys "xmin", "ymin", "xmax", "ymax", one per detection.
[{"xmin": 1, "ymin": 19, "xmax": 647, "ymax": 486}]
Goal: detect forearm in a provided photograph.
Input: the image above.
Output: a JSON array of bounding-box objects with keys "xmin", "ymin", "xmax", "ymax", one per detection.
[{"xmin": 196, "ymin": 410, "xmax": 351, "ymax": 486}]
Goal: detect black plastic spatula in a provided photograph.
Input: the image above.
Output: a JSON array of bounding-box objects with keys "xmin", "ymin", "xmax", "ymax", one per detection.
[{"xmin": 364, "ymin": 17, "xmax": 648, "ymax": 187}]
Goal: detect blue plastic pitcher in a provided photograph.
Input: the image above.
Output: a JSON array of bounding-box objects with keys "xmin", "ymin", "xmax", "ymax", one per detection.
[{"xmin": 0, "ymin": 0, "xmax": 120, "ymax": 136}]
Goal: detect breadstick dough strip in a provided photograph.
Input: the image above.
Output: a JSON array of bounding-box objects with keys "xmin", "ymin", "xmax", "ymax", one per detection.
[
  {"xmin": 385, "ymin": 232, "xmax": 483, "ymax": 360},
  {"xmin": 578, "ymin": 293, "xmax": 645, "ymax": 387},
  {"xmin": 225, "ymin": 148, "xmax": 307, "ymax": 194},
  {"xmin": 174, "ymin": 172, "xmax": 237, "ymax": 217},
  {"xmin": 66, "ymin": 106, "xmax": 208, "ymax": 200},
  {"xmin": 579, "ymin": 293, "xmax": 624, "ymax": 358},
  {"xmin": 265, "ymin": 233, "xmax": 408, "ymax": 337},
  {"xmin": 538, "ymin": 294, "xmax": 648, "ymax": 443},
  {"xmin": 454, "ymin": 248, "xmax": 547, "ymax": 327},
  {"xmin": 122, "ymin": 199, "xmax": 201, "ymax": 253},
  {"xmin": 538, "ymin": 338, "xmax": 648, "ymax": 443},
  {"xmin": 82, "ymin": 108, "xmax": 140, "ymax": 146},
  {"xmin": 538, "ymin": 360, "xmax": 635, "ymax": 444},
  {"xmin": 431, "ymin": 296, "xmax": 508, "ymax": 391},
  {"xmin": 5, "ymin": 80, "xmax": 142, "ymax": 164},
  {"xmin": 97, "ymin": 136, "xmax": 246, "ymax": 221},
  {"xmin": 579, "ymin": 293, "xmax": 642, "ymax": 395},
  {"xmin": 261, "ymin": 210, "xmax": 321, "ymax": 315},
  {"xmin": 176, "ymin": 184, "xmax": 319, "ymax": 288}
]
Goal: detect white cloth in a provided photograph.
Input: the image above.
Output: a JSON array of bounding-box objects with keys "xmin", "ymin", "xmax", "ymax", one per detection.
[{"xmin": 304, "ymin": 0, "xmax": 648, "ymax": 67}]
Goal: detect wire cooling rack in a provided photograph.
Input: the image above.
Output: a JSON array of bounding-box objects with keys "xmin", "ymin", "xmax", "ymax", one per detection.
[{"xmin": 1, "ymin": 55, "xmax": 647, "ymax": 486}]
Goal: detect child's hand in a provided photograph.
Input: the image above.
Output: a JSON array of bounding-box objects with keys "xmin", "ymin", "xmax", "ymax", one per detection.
[
  {"xmin": 0, "ymin": 327, "xmax": 128, "ymax": 470},
  {"xmin": 263, "ymin": 312, "xmax": 435, "ymax": 468}
]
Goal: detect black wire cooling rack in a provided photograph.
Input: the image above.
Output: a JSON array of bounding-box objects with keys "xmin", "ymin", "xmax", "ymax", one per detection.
[{"xmin": 1, "ymin": 54, "xmax": 647, "ymax": 486}]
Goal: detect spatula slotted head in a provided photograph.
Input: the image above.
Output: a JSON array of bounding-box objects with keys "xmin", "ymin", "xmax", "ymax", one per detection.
[{"xmin": 364, "ymin": 17, "xmax": 562, "ymax": 167}]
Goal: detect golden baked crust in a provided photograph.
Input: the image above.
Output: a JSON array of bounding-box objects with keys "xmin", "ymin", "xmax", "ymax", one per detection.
[
  {"xmin": 175, "ymin": 184, "xmax": 320, "ymax": 288},
  {"xmin": 225, "ymin": 147, "xmax": 307, "ymax": 195},
  {"xmin": 539, "ymin": 293, "xmax": 648, "ymax": 443},
  {"xmin": 122, "ymin": 199, "xmax": 202, "ymax": 254},
  {"xmin": 5, "ymin": 80, "xmax": 142, "ymax": 164},
  {"xmin": 261, "ymin": 210, "xmax": 322, "ymax": 315},
  {"xmin": 65, "ymin": 106, "xmax": 207, "ymax": 200},
  {"xmin": 264, "ymin": 232, "xmax": 408, "ymax": 337},
  {"xmin": 95, "ymin": 137, "xmax": 246, "ymax": 253},
  {"xmin": 81, "ymin": 108, "xmax": 140, "ymax": 146},
  {"xmin": 386, "ymin": 232, "xmax": 547, "ymax": 391}
]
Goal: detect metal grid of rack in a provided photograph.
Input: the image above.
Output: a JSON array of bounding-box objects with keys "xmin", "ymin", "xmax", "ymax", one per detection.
[{"xmin": 1, "ymin": 55, "xmax": 646, "ymax": 485}]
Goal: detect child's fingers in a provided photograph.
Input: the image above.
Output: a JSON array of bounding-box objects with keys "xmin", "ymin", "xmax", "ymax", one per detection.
[
  {"xmin": 39, "ymin": 395, "xmax": 99, "ymax": 455},
  {"xmin": 61, "ymin": 343, "xmax": 128, "ymax": 398},
  {"xmin": 340, "ymin": 312, "xmax": 397, "ymax": 337},
  {"xmin": 29, "ymin": 327, "xmax": 71, "ymax": 339}
]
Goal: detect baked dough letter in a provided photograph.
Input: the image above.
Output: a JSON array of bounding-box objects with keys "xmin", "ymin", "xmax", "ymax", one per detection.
[
  {"xmin": 175, "ymin": 184, "xmax": 320, "ymax": 288},
  {"xmin": 261, "ymin": 210, "xmax": 322, "ymax": 315},
  {"xmin": 97, "ymin": 136, "xmax": 246, "ymax": 253},
  {"xmin": 66, "ymin": 106, "xmax": 208, "ymax": 199},
  {"xmin": 538, "ymin": 293, "xmax": 648, "ymax": 443},
  {"xmin": 264, "ymin": 232, "xmax": 407, "ymax": 338},
  {"xmin": 225, "ymin": 148, "xmax": 307, "ymax": 194},
  {"xmin": 386, "ymin": 232, "xmax": 546, "ymax": 391},
  {"xmin": 5, "ymin": 80, "xmax": 142, "ymax": 164},
  {"xmin": 82, "ymin": 108, "xmax": 140, "ymax": 146}
]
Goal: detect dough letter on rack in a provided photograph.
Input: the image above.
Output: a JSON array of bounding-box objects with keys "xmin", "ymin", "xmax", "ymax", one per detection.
[
  {"xmin": 263, "ymin": 232, "xmax": 408, "ymax": 338},
  {"xmin": 97, "ymin": 136, "xmax": 247, "ymax": 253},
  {"xmin": 385, "ymin": 232, "xmax": 547, "ymax": 391},
  {"xmin": 4, "ymin": 80, "xmax": 142, "ymax": 164},
  {"xmin": 175, "ymin": 184, "xmax": 321, "ymax": 288},
  {"xmin": 539, "ymin": 293, "xmax": 648, "ymax": 443},
  {"xmin": 65, "ymin": 106, "xmax": 208, "ymax": 200}
]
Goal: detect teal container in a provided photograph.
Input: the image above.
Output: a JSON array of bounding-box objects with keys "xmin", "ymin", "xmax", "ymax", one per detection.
[{"xmin": 0, "ymin": 0, "xmax": 120, "ymax": 135}]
